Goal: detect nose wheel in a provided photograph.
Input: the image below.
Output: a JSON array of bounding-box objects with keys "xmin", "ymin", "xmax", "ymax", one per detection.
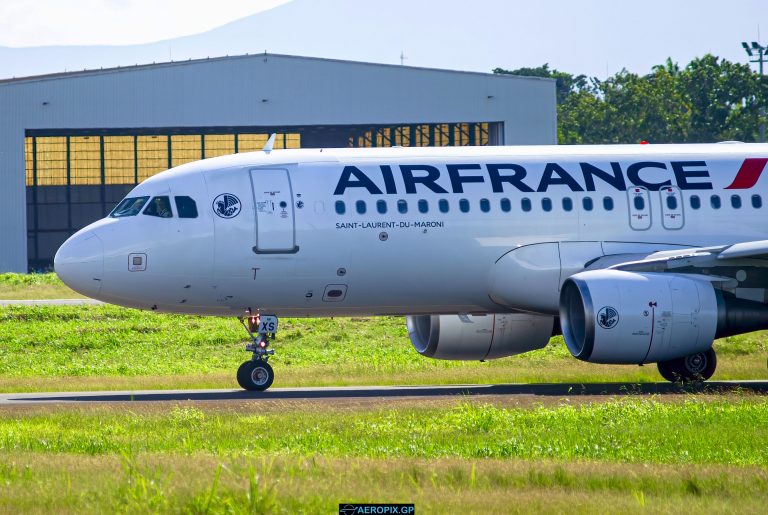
[
  {"xmin": 237, "ymin": 360, "xmax": 274, "ymax": 391},
  {"xmin": 237, "ymin": 313, "xmax": 279, "ymax": 391}
]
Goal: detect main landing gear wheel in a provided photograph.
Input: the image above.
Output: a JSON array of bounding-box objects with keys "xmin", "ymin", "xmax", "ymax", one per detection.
[
  {"xmin": 237, "ymin": 360, "xmax": 274, "ymax": 391},
  {"xmin": 657, "ymin": 348, "xmax": 717, "ymax": 383}
]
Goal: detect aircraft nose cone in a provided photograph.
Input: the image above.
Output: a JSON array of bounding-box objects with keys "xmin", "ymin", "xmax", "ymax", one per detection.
[{"xmin": 54, "ymin": 231, "xmax": 104, "ymax": 297}]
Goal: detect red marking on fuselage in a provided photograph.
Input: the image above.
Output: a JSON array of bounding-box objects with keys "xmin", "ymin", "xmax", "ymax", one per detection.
[{"xmin": 725, "ymin": 158, "xmax": 768, "ymax": 189}]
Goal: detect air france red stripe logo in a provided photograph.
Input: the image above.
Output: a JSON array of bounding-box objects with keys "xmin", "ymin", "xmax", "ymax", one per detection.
[{"xmin": 725, "ymin": 158, "xmax": 768, "ymax": 189}]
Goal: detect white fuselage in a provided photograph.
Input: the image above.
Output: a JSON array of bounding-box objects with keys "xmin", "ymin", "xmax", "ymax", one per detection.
[{"xmin": 54, "ymin": 143, "xmax": 768, "ymax": 318}]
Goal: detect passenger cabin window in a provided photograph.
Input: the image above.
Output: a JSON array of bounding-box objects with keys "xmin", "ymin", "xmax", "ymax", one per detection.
[
  {"xmin": 480, "ymin": 198, "xmax": 491, "ymax": 213},
  {"xmin": 582, "ymin": 197, "xmax": 593, "ymax": 211},
  {"xmin": 666, "ymin": 195, "xmax": 678, "ymax": 210},
  {"xmin": 377, "ymin": 200, "xmax": 387, "ymax": 214},
  {"xmin": 459, "ymin": 199, "xmax": 470, "ymax": 213},
  {"xmin": 397, "ymin": 200, "xmax": 408, "ymax": 214},
  {"xmin": 439, "ymin": 199, "xmax": 449, "ymax": 213},
  {"xmin": 110, "ymin": 196, "xmax": 149, "ymax": 218},
  {"xmin": 356, "ymin": 200, "xmax": 367, "ymax": 215},
  {"xmin": 711, "ymin": 195, "xmax": 721, "ymax": 209},
  {"xmin": 335, "ymin": 200, "xmax": 346, "ymax": 215},
  {"xmin": 418, "ymin": 199, "xmax": 429, "ymax": 213},
  {"xmin": 143, "ymin": 196, "xmax": 173, "ymax": 218},
  {"xmin": 542, "ymin": 198, "xmax": 553, "ymax": 212},
  {"xmin": 603, "ymin": 197, "xmax": 614, "ymax": 211},
  {"xmin": 521, "ymin": 198, "xmax": 532, "ymax": 212},
  {"xmin": 562, "ymin": 197, "xmax": 573, "ymax": 212},
  {"xmin": 752, "ymin": 195, "xmax": 763, "ymax": 209},
  {"xmin": 174, "ymin": 196, "xmax": 198, "ymax": 218},
  {"xmin": 690, "ymin": 195, "xmax": 701, "ymax": 210},
  {"xmin": 500, "ymin": 198, "xmax": 511, "ymax": 212},
  {"xmin": 731, "ymin": 195, "xmax": 742, "ymax": 209},
  {"xmin": 634, "ymin": 196, "xmax": 645, "ymax": 210}
]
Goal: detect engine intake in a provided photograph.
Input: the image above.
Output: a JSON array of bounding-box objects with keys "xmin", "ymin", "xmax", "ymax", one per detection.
[
  {"xmin": 560, "ymin": 270, "xmax": 768, "ymax": 364},
  {"xmin": 560, "ymin": 271, "xmax": 719, "ymax": 364},
  {"xmin": 406, "ymin": 313, "xmax": 554, "ymax": 361}
]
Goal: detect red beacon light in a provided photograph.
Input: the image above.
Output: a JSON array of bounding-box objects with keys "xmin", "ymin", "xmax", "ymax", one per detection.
[
  {"xmin": 640, "ymin": 140, "xmax": 649, "ymax": 145},
  {"xmin": 247, "ymin": 313, "xmax": 261, "ymax": 333}
]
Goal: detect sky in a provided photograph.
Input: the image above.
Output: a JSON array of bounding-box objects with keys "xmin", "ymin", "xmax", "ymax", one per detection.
[
  {"xmin": 0, "ymin": 0, "xmax": 291, "ymax": 47},
  {"xmin": 0, "ymin": 0, "xmax": 767, "ymax": 79}
]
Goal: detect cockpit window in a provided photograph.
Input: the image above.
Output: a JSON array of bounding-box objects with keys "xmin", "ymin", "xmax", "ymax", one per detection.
[
  {"xmin": 143, "ymin": 196, "xmax": 173, "ymax": 218},
  {"xmin": 110, "ymin": 196, "xmax": 149, "ymax": 218},
  {"xmin": 174, "ymin": 196, "xmax": 198, "ymax": 218}
]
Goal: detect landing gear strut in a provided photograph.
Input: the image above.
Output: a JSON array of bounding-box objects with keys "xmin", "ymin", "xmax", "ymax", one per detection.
[
  {"xmin": 657, "ymin": 348, "xmax": 717, "ymax": 383},
  {"xmin": 236, "ymin": 313, "xmax": 277, "ymax": 391}
]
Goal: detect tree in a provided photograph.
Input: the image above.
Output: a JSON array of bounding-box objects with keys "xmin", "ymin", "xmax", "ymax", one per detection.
[
  {"xmin": 492, "ymin": 64, "xmax": 587, "ymax": 105},
  {"xmin": 678, "ymin": 55, "xmax": 764, "ymax": 142},
  {"xmin": 494, "ymin": 55, "xmax": 768, "ymax": 144}
]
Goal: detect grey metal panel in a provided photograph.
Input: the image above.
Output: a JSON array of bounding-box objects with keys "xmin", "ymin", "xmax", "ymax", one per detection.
[
  {"xmin": 0, "ymin": 54, "xmax": 556, "ymax": 272},
  {"xmin": 0, "ymin": 130, "xmax": 28, "ymax": 271}
]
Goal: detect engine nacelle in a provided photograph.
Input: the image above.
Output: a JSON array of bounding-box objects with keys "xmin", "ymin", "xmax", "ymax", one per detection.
[
  {"xmin": 406, "ymin": 313, "xmax": 554, "ymax": 360},
  {"xmin": 559, "ymin": 270, "xmax": 720, "ymax": 364}
]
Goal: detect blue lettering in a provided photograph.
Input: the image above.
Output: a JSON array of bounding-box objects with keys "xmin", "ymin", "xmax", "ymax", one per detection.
[
  {"xmin": 487, "ymin": 164, "xmax": 534, "ymax": 192},
  {"xmin": 537, "ymin": 163, "xmax": 584, "ymax": 192},
  {"xmin": 380, "ymin": 165, "xmax": 398, "ymax": 194},
  {"xmin": 447, "ymin": 164, "xmax": 484, "ymax": 193},
  {"xmin": 400, "ymin": 165, "xmax": 448, "ymax": 194},
  {"xmin": 627, "ymin": 162, "xmax": 671, "ymax": 191},
  {"xmin": 580, "ymin": 162, "xmax": 626, "ymax": 191},
  {"xmin": 671, "ymin": 161, "xmax": 713, "ymax": 190},
  {"xmin": 334, "ymin": 166, "xmax": 383, "ymax": 195}
]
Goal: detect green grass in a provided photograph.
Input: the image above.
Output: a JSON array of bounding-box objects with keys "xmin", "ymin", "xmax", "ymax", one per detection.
[
  {"xmin": 0, "ymin": 303, "xmax": 767, "ymax": 392},
  {"xmin": 0, "ymin": 399, "xmax": 767, "ymax": 513},
  {"xmin": 1, "ymin": 399, "xmax": 766, "ymax": 463},
  {"xmin": 3, "ymin": 453, "xmax": 767, "ymax": 514},
  {"xmin": 0, "ymin": 273, "xmax": 83, "ymax": 300},
  {"xmin": 3, "ymin": 274, "xmax": 768, "ymax": 512}
]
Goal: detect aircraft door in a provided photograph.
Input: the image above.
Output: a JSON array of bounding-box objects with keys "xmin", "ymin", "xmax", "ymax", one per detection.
[
  {"xmin": 660, "ymin": 186, "xmax": 684, "ymax": 230},
  {"xmin": 250, "ymin": 168, "xmax": 298, "ymax": 253},
  {"xmin": 627, "ymin": 186, "xmax": 652, "ymax": 230}
]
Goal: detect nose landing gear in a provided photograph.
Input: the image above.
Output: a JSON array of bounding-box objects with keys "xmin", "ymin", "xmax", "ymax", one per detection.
[{"xmin": 237, "ymin": 314, "xmax": 278, "ymax": 391}]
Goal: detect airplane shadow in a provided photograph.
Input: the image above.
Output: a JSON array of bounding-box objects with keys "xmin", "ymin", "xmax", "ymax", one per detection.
[{"xmin": 9, "ymin": 381, "xmax": 768, "ymax": 404}]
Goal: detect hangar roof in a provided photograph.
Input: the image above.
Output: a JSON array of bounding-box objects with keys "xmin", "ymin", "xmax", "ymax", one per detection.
[{"xmin": 0, "ymin": 52, "xmax": 554, "ymax": 86}]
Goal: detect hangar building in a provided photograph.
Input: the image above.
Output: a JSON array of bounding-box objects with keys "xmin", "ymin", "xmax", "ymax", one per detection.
[{"xmin": 0, "ymin": 53, "xmax": 556, "ymax": 272}]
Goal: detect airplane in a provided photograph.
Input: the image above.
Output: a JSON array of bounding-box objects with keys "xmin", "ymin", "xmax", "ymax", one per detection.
[{"xmin": 54, "ymin": 135, "xmax": 768, "ymax": 390}]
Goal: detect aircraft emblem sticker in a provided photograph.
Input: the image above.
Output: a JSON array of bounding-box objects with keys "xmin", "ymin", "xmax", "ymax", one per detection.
[
  {"xmin": 597, "ymin": 306, "xmax": 619, "ymax": 329},
  {"xmin": 213, "ymin": 194, "xmax": 241, "ymax": 218}
]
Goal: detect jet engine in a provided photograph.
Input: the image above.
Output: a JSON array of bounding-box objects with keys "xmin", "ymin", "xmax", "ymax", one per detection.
[
  {"xmin": 406, "ymin": 313, "xmax": 554, "ymax": 360},
  {"xmin": 559, "ymin": 269, "xmax": 768, "ymax": 364}
]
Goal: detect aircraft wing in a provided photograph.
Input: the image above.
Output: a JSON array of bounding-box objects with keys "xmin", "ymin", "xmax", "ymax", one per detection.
[
  {"xmin": 716, "ymin": 240, "xmax": 768, "ymax": 261},
  {"xmin": 585, "ymin": 240, "xmax": 768, "ymax": 288}
]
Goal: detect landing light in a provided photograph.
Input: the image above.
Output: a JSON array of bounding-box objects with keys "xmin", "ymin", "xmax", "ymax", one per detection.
[{"xmin": 247, "ymin": 315, "xmax": 260, "ymax": 334}]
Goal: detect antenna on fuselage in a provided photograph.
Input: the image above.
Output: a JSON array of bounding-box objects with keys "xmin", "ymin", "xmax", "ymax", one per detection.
[{"xmin": 263, "ymin": 133, "xmax": 277, "ymax": 153}]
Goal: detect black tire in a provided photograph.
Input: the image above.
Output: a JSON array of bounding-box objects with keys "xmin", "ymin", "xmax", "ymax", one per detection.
[
  {"xmin": 657, "ymin": 359, "xmax": 679, "ymax": 382},
  {"xmin": 657, "ymin": 348, "xmax": 717, "ymax": 383},
  {"xmin": 236, "ymin": 360, "xmax": 274, "ymax": 391},
  {"xmin": 678, "ymin": 348, "xmax": 717, "ymax": 382}
]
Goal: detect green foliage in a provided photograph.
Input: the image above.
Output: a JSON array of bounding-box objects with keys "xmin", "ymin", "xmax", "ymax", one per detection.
[
  {"xmin": 0, "ymin": 399, "xmax": 767, "ymax": 465},
  {"xmin": 0, "ymin": 304, "xmax": 765, "ymax": 391},
  {"xmin": 495, "ymin": 55, "xmax": 768, "ymax": 144},
  {"xmin": 0, "ymin": 273, "xmax": 62, "ymax": 287}
]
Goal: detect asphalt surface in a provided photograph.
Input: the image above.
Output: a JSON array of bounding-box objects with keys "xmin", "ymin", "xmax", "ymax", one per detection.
[
  {"xmin": 0, "ymin": 381, "xmax": 766, "ymax": 405},
  {"xmin": 0, "ymin": 299, "xmax": 102, "ymax": 306}
]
